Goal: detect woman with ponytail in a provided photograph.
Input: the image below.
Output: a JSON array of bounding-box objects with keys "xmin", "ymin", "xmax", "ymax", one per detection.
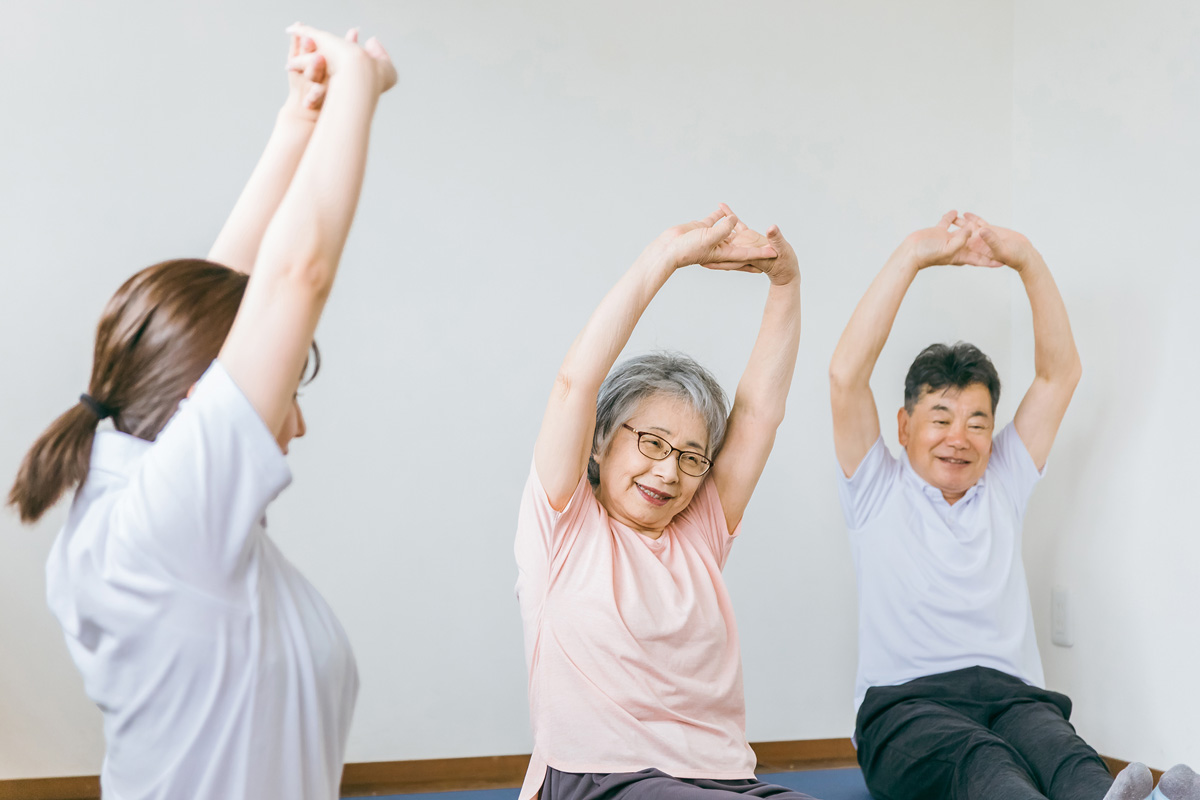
[{"xmin": 8, "ymin": 25, "xmax": 395, "ymax": 800}]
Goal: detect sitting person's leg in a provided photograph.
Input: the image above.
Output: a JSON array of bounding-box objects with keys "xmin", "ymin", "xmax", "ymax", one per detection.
[
  {"xmin": 987, "ymin": 687, "xmax": 1113, "ymax": 800},
  {"xmin": 856, "ymin": 671, "xmax": 1048, "ymax": 800},
  {"xmin": 542, "ymin": 769, "xmax": 818, "ymax": 800}
]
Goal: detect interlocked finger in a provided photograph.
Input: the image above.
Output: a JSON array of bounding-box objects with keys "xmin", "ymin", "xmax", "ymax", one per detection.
[{"xmin": 287, "ymin": 52, "xmax": 327, "ymax": 82}]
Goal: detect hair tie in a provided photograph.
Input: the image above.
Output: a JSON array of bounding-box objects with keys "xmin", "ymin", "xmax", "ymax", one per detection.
[{"xmin": 79, "ymin": 394, "xmax": 116, "ymax": 420}]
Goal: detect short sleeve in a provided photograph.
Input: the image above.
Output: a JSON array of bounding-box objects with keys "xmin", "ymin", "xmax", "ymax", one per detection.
[
  {"xmin": 513, "ymin": 459, "xmax": 594, "ymax": 606},
  {"xmin": 111, "ymin": 360, "xmax": 292, "ymax": 591},
  {"xmin": 836, "ymin": 436, "xmax": 900, "ymax": 530},
  {"xmin": 674, "ymin": 477, "xmax": 740, "ymax": 569},
  {"xmin": 985, "ymin": 423, "xmax": 1045, "ymax": 514}
]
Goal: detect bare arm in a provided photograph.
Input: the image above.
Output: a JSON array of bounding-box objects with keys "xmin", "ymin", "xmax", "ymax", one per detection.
[
  {"xmin": 968, "ymin": 214, "xmax": 1081, "ymax": 469},
  {"xmin": 534, "ymin": 208, "xmax": 777, "ymax": 511},
  {"xmin": 218, "ymin": 26, "xmax": 396, "ymax": 441},
  {"xmin": 711, "ymin": 225, "xmax": 800, "ymax": 532},
  {"xmin": 208, "ymin": 34, "xmax": 329, "ymax": 273},
  {"xmin": 829, "ymin": 211, "xmax": 1002, "ymax": 477}
]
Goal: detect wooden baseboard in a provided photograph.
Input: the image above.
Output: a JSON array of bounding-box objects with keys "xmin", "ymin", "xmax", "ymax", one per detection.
[
  {"xmin": 340, "ymin": 739, "xmax": 859, "ymax": 797},
  {"xmin": 751, "ymin": 738, "xmax": 859, "ymax": 773},
  {"xmin": 0, "ymin": 741, "xmax": 1161, "ymax": 800},
  {"xmin": 342, "ymin": 753, "xmax": 530, "ymax": 796},
  {"xmin": 0, "ymin": 776, "xmax": 98, "ymax": 800},
  {"xmin": 0, "ymin": 739, "xmax": 855, "ymax": 800}
]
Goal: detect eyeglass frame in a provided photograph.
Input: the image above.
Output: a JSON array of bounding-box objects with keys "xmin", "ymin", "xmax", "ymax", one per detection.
[{"xmin": 620, "ymin": 423, "xmax": 713, "ymax": 477}]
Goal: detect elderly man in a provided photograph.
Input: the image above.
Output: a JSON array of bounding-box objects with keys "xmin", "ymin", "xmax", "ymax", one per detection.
[{"xmin": 826, "ymin": 211, "xmax": 1179, "ymax": 800}]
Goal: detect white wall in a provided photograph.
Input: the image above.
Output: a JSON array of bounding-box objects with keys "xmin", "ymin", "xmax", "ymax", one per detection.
[
  {"xmin": 3, "ymin": 0, "xmax": 1020, "ymax": 779},
  {"xmin": 1012, "ymin": 0, "xmax": 1200, "ymax": 769}
]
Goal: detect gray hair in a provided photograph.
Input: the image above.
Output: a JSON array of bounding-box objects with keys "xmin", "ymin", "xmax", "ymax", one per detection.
[{"xmin": 587, "ymin": 351, "xmax": 729, "ymax": 489}]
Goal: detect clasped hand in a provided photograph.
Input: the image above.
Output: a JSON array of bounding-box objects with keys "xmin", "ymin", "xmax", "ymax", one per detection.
[
  {"xmin": 648, "ymin": 204, "xmax": 799, "ymax": 286},
  {"xmin": 283, "ymin": 23, "xmax": 397, "ymax": 116},
  {"xmin": 906, "ymin": 210, "xmax": 1037, "ymax": 272}
]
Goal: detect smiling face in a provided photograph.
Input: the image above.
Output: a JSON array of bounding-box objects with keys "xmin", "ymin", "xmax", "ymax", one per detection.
[
  {"xmin": 898, "ymin": 382, "xmax": 994, "ymax": 504},
  {"xmin": 594, "ymin": 392, "xmax": 710, "ymax": 539}
]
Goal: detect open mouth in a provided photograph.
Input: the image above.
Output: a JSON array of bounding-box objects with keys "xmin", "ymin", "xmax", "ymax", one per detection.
[
  {"xmin": 635, "ymin": 483, "xmax": 674, "ymax": 506},
  {"xmin": 937, "ymin": 456, "xmax": 971, "ymax": 466}
]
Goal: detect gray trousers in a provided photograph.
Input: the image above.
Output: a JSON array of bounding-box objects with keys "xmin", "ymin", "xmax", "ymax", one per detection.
[
  {"xmin": 855, "ymin": 666, "xmax": 1114, "ymax": 800},
  {"xmin": 543, "ymin": 768, "xmax": 820, "ymax": 800}
]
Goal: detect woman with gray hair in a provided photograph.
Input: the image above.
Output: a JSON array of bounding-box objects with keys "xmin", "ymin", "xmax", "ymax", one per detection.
[{"xmin": 515, "ymin": 205, "xmax": 810, "ymax": 800}]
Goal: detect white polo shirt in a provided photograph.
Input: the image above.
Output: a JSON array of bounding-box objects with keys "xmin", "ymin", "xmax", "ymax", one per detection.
[
  {"xmin": 837, "ymin": 423, "xmax": 1046, "ymax": 714},
  {"xmin": 46, "ymin": 361, "xmax": 358, "ymax": 800}
]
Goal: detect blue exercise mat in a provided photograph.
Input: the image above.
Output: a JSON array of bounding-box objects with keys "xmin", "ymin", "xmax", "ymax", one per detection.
[
  {"xmin": 759, "ymin": 769, "xmax": 872, "ymax": 800},
  {"xmin": 354, "ymin": 768, "xmax": 872, "ymax": 800}
]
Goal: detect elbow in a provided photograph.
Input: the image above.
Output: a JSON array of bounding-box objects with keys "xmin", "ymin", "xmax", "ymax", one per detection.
[
  {"xmin": 1036, "ymin": 352, "xmax": 1082, "ymax": 393},
  {"xmin": 829, "ymin": 361, "xmax": 858, "ymax": 397},
  {"xmin": 256, "ymin": 222, "xmax": 339, "ymax": 298},
  {"xmin": 732, "ymin": 395, "xmax": 787, "ymax": 432},
  {"xmin": 551, "ymin": 370, "xmax": 574, "ymax": 403},
  {"xmin": 1066, "ymin": 354, "xmax": 1083, "ymax": 390},
  {"xmin": 275, "ymin": 254, "xmax": 336, "ymax": 299}
]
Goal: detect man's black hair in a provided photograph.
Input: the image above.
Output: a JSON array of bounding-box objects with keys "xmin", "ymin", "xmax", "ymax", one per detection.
[{"xmin": 904, "ymin": 342, "xmax": 1001, "ymax": 414}]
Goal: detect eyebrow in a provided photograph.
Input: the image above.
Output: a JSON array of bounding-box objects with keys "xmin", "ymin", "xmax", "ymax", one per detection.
[
  {"xmin": 645, "ymin": 426, "xmax": 707, "ymax": 452},
  {"xmin": 929, "ymin": 404, "xmax": 991, "ymax": 420}
]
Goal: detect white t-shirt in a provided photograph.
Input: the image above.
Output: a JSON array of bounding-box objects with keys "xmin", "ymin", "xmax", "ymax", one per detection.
[
  {"xmin": 837, "ymin": 423, "xmax": 1045, "ymax": 714},
  {"xmin": 46, "ymin": 361, "xmax": 358, "ymax": 800}
]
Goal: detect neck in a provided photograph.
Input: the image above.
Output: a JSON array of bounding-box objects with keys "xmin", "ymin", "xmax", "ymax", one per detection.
[{"xmin": 942, "ymin": 489, "xmax": 967, "ymax": 505}]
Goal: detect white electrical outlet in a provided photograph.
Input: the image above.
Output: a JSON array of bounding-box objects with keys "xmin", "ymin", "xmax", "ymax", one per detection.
[{"xmin": 1052, "ymin": 586, "xmax": 1073, "ymax": 647}]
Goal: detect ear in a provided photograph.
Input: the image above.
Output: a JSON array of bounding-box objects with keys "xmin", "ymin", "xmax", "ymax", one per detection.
[{"xmin": 897, "ymin": 407, "xmax": 910, "ymax": 447}]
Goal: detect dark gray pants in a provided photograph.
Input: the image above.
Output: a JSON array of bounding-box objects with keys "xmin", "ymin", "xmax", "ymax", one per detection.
[
  {"xmin": 543, "ymin": 768, "xmax": 820, "ymax": 800},
  {"xmin": 855, "ymin": 666, "xmax": 1113, "ymax": 800}
]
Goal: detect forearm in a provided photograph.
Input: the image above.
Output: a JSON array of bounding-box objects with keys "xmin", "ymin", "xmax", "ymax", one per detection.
[
  {"xmin": 557, "ymin": 253, "xmax": 676, "ymax": 396},
  {"xmin": 208, "ymin": 109, "xmax": 316, "ymax": 273},
  {"xmin": 533, "ymin": 251, "xmax": 676, "ymax": 507},
  {"xmin": 829, "ymin": 243, "xmax": 920, "ymax": 391},
  {"xmin": 253, "ymin": 63, "xmax": 378, "ymax": 289},
  {"xmin": 731, "ymin": 278, "xmax": 801, "ymax": 426},
  {"xmin": 1020, "ymin": 254, "xmax": 1082, "ymax": 385}
]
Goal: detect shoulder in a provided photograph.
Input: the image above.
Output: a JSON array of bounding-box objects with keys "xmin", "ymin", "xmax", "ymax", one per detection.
[{"xmin": 837, "ymin": 436, "xmax": 902, "ymax": 529}]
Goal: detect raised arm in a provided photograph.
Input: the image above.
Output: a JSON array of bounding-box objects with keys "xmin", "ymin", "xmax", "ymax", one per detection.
[
  {"xmin": 207, "ymin": 32, "xmax": 333, "ymax": 273},
  {"xmin": 534, "ymin": 208, "xmax": 777, "ymax": 511},
  {"xmin": 218, "ymin": 25, "xmax": 396, "ymax": 441},
  {"xmin": 829, "ymin": 211, "xmax": 1002, "ymax": 477},
  {"xmin": 710, "ymin": 223, "xmax": 800, "ymax": 532},
  {"xmin": 966, "ymin": 213, "xmax": 1081, "ymax": 469}
]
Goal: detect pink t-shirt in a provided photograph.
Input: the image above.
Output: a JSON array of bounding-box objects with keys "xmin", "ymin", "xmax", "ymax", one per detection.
[{"xmin": 514, "ymin": 461, "xmax": 756, "ymax": 800}]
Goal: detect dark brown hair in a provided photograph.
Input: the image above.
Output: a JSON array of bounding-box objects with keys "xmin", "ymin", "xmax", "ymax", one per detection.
[
  {"xmin": 904, "ymin": 341, "xmax": 1001, "ymax": 414},
  {"xmin": 10, "ymin": 259, "xmax": 256, "ymax": 523}
]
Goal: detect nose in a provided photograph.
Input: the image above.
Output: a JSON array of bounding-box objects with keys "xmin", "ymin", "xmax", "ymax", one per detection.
[
  {"xmin": 294, "ymin": 401, "xmax": 307, "ymax": 439},
  {"xmin": 649, "ymin": 452, "xmax": 680, "ymax": 483},
  {"xmin": 945, "ymin": 420, "xmax": 967, "ymax": 448}
]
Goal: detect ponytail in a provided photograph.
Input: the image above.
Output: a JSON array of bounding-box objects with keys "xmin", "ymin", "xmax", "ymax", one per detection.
[
  {"xmin": 8, "ymin": 258, "xmax": 251, "ymax": 526},
  {"xmin": 8, "ymin": 402, "xmax": 104, "ymax": 523}
]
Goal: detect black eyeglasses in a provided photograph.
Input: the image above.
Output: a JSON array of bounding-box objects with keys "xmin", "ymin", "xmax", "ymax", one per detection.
[{"xmin": 621, "ymin": 424, "xmax": 713, "ymax": 477}]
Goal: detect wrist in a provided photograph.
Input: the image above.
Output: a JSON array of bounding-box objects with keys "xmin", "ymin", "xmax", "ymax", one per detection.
[
  {"xmin": 1014, "ymin": 249, "xmax": 1047, "ymax": 279},
  {"xmin": 329, "ymin": 52, "xmax": 385, "ymax": 94},
  {"xmin": 634, "ymin": 243, "xmax": 683, "ymax": 279},
  {"xmin": 889, "ymin": 240, "xmax": 926, "ymax": 274},
  {"xmin": 277, "ymin": 102, "xmax": 319, "ymax": 127},
  {"xmin": 768, "ymin": 268, "xmax": 801, "ymax": 288}
]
